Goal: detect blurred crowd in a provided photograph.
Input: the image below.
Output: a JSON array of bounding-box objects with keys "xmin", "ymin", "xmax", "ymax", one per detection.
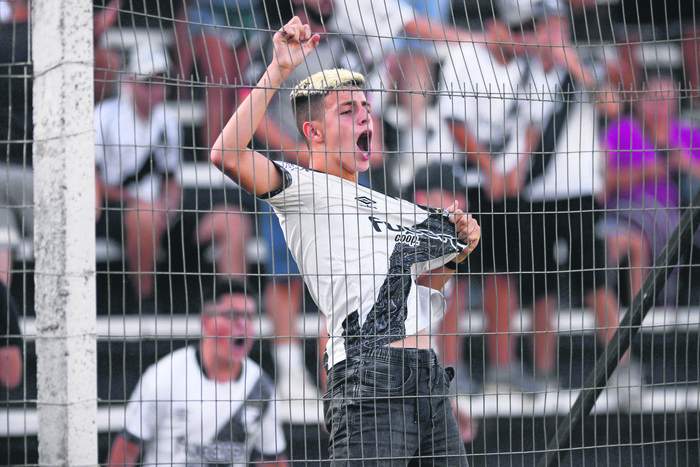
[{"xmin": 2, "ymin": 0, "xmax": 700, "ymax": 457}]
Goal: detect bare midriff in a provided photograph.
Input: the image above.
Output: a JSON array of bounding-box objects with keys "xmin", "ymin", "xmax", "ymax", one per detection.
[{"xmin": 387, "ymin": 329, "xmax": 431, "ymax": 349}]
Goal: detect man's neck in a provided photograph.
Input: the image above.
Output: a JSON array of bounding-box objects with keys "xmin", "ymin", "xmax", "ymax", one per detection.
[
  {"xmin": 309, "ymin": 152, "xmax": 359, "ymax": 183},
  {"xmin": 131, "ymin": 98, "xmax": 152, "ymax": 121},
  {"xmin": 200, "ymin": 344, "xmax": 243, "ymax": 383}
]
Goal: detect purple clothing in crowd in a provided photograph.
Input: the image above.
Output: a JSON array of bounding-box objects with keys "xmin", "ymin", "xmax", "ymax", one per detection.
[
  {"xmin": 604, "ymin": 115, "xmax": 678, "ymax": 207},
  {"xmin": 604, "ymin": 115, "xmax": 700, "ymax": 206},
  {"xmin": 602, "ymin": 115, "xmax": 700, "ymax": 303}
]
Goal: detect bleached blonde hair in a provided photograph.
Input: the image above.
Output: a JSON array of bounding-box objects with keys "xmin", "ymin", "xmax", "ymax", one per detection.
[
  {"xmin": 290, "ymin": 68, "xmax": 365, "ymax": 101},
  {"xmin": 290, "ymin": 69, "xmax": 366, "ymax": 138}
]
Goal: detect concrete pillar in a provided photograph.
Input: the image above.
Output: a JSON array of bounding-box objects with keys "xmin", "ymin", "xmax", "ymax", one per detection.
[{"xmin": 32, "ymin": 0, "xmax": 97, "ymax": 464}]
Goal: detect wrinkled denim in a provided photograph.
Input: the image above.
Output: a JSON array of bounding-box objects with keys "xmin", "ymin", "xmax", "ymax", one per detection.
[{"xmin": 324, "ymin": 347, "xmax": 469, "ymax": 466}]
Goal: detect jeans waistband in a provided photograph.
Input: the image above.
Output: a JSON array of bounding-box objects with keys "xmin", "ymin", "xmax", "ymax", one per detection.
[{"xmin": 327, "ymin": 346, "xmax": 439, "ymax": 372}]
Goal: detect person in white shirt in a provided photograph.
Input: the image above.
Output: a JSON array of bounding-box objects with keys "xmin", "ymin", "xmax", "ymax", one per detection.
[
  {"xmin": 105, "ymin": 281, "xmax": 288, "ymax": 466},
  {"xmin": 211, "ymin": 16, "xmax": 481, "ymax": 465},
  {"xmin": 441, "ymin": 0, "xmax": 640, "ymax": 405},
  {"xmin": 95, "ymin": 47, "xmax": 182, "ymax": 307},
  {"xmin": 329, "ymin": 0, "xmax": 466, "ymax": 106},
  {"xmin": 243, "ymin": 0, "xmax": 374, "ymax": 405},
  {"xmin": 95, "ymin": 47, "xmax": 253, "ymax": 311},
  {"xmin": 438, "ymin": 0, "xmax": 554, "ymax": 394}
]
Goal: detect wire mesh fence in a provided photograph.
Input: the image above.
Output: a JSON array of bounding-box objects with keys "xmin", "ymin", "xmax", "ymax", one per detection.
[{"xmin": 2, "ymin": 0, "xmax": 700, "ymax": 465}]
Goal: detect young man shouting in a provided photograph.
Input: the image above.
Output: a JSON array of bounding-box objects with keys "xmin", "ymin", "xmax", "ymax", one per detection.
[{"xmin": 211, "ymin": 16, "xmax": 481, "ymax": 465}]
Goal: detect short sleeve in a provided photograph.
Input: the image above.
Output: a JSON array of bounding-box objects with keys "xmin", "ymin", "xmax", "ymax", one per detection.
[
  {"xmin": 122, "ymin": 364, "xmax": 159, "ymax": 443},
  {"xmin": 256, "ymin": 161, "xmax": 294, "ymax": 200}
]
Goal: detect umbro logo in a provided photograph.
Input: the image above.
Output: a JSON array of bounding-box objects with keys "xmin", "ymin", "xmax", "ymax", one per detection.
[{"xmin": 356, "ymin": 196, "xmax": 376, "ymax": 209}]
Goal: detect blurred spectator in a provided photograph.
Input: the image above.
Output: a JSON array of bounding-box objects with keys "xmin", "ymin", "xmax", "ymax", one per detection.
[
  {"xmin": 95, "ymin": 47, "xmax": 253, "ymax": 312},
  {"xmin": 611, "ymin": 0, "xmax": 700, "ymax": 105},
  {"xmin": 0, "ymin": 0, "xmax": 126, "ymax": 290},
  {"xmin": 0, "ymin": 280, "xmax": 21, "ymax": 390},
  {"xmin": 328, "ymin": 0, "xmax": 478, "ymax": 193},
  {"xmin": 600, "ymin": 74, "xmax": 700, "ymax": 306},
  {"xmin": 438, "ymin": 0, "xmax": 550, "ymax": 394},
  {"xmin": 384, "ymin": 0, "xmax": 452, "ymax": 141},
  {"xmin": 243, "ymin": 0, "xmax": 380, "ymax": 404},
  {"xmin": 0, "ymin": 0, "xmax": 33, "ymax": 288},
  {"xmin": 526, "ymin": 10, "xmax": 636, "ymax": 399},
  {"xmin": 522, "ymin": 5, "xmax": 643, "ymax": 404},
  {"xmin": 172, "ymin": 0, "xmax": 262, "ymax": 159},
  {"xmin": 95, "ymin": 47, "xmax": 182, "ymax": 310},
  {"xmin": 440, "ymin": 0, "xmax": 640, "ymax": 403},
  {"xmin": 105, "ymin": 281, "xmax": 288, "ymax": 466}
]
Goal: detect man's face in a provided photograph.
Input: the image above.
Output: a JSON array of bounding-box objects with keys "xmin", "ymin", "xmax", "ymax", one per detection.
[
  {"xmin": 511, "ymin": 19, "xmax": 538, "ymax": 56},
  {"xmin": 528, "ymin": 16, "xmax": 571, "ymax": 66},
  {"xmin": 201, "ymin": 293, "xmax": 256, "ymax": 364},
  {"xmin": 130, "ymin": 74, "xmax": 168, "ymax": 112},
  {"xmin": 490, "ymin": 19, "xmax": 536, "ymax": 60},
  {"xmin": 317, "ymin": 89, "xmax": 373, "ymax": 179}
]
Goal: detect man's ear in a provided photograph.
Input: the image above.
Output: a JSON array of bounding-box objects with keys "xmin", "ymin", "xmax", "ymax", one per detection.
[{"xmin": 304, "ymin": 121, "xmax": 324, "ymax": 143}]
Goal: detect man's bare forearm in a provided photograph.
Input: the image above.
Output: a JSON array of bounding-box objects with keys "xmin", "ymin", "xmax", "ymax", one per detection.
[{"xmin": 211, "ymin": 66, "xmax": 285, "ymax": 169}]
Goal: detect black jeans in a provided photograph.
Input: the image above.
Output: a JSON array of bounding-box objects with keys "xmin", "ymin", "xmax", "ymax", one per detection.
[{"xmin": 324, "ymin": 347, "xmax": 469, "ymax": 466}]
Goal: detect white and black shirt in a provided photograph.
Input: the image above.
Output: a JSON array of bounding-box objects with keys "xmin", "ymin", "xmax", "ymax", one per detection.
[
  {"xmin": 262, "ymin": 162, "xmax": 467, "ymax": 368},
  {"xmin": 122, "ymin": 346, "xmax": 285, "ymax": 466},
  {"xmin": 95, "ymin": 96, "xmax": 181, "ymax": 202},
  {"xmin": 439, "ymin": 42, "xmax": 544, "ymax": 185},
  {"xmin": 520, "ymin": 66, "xmax": 604, "ymax": 201},
  {"xmin": 439, "ymin": 44, "xmax": 603, "ymax": 199}
]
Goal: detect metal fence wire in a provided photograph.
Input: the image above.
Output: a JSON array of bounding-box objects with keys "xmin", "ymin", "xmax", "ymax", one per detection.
[{"xmin": 1, "ymin": 0, "xmax": 699, "ymax": 465}]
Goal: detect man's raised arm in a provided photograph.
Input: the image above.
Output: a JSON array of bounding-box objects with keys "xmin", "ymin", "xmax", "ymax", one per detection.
[{"xmin": 210, "ymin": 17, "xmax": 319, "ymax": 196}]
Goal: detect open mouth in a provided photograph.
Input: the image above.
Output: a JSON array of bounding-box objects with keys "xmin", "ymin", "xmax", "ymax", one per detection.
[
  {"xmin": 232, "ymin": 337, "xmax": 246, "ymax": 348},
  {"xmin": 356, "ymin": 130, "xmax": 372, "ymax": 159}
]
